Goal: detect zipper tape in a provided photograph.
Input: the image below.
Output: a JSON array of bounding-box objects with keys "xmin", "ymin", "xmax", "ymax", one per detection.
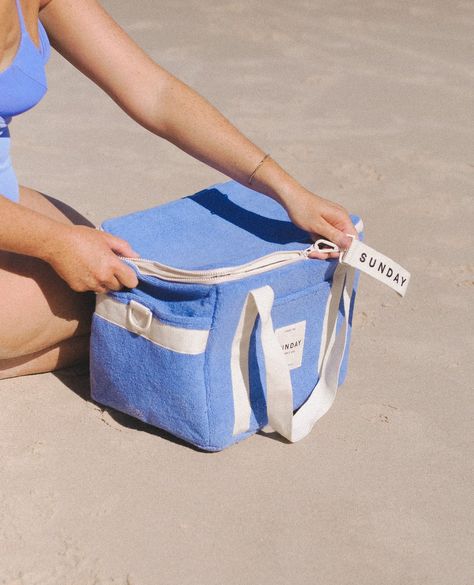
[
  {"xmin": 119, "ymin": 247, "xmax": 309, "ymax": 284},
  {"xmin": 119, "ymin": 237, "xmax": 410, "ymax": 296}
]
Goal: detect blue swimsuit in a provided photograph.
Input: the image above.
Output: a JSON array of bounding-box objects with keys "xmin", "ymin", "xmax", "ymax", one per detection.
[{"xmin": 0, "ymin": 0, "xmax": 50, "ymax": 202}]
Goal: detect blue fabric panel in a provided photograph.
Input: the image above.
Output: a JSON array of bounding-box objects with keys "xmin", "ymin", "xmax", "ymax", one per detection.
[{"xmin": 91, "ymin": 313, "xmax": 213, "ymax": 448}]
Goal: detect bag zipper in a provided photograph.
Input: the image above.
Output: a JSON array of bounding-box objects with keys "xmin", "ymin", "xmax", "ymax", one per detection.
[{"xmin": 119, "ymin": 239, "xmax": 340, "ymax": 285}]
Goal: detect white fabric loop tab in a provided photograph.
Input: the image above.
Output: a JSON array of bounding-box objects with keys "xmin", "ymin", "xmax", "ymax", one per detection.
[
  {"xmin": 341, "ymin": 239, "xmax": 410, "ymax": 297},
  {"xmin": 127, "ymin": 300, "xmax": 153, "ymax": 334}
]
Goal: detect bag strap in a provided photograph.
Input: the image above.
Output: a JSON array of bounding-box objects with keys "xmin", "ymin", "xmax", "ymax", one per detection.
[
  {"xmin": 231, "ymin": 240, "xmax": 411, "ymax": 442},
  {"xmin": 231, "ymin": 262, "xmax": 354, "ymax": 442}
]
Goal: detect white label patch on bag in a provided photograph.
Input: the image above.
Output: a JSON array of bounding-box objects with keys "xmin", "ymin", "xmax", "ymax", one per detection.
[{"xmin": 275, "ymin": 320, "xmax": 306, "ymax": 370}]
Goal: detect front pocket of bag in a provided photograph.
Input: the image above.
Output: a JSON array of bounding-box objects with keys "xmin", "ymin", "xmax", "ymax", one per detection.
[
  {"xmin": 266, "ymin": 281, "xmax": 333, "ymax": 411},
  {"xmin": 90, "ymin": 292, "xmax": 213, "ymax": 448},
  {"xmin": 225, "ymin": 280, "xmax": 334, "ymax": 433}
]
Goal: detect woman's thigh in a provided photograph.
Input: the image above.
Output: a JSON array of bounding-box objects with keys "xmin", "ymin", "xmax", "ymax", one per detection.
[{"xmin": 0, "ymin": 186, "xmax": 96, "ymax": 360}]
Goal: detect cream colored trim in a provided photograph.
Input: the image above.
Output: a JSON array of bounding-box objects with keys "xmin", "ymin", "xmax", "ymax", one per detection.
[
  {"xmin": 317, "ymin": 284, "xmax": 332, "ymax": 374},
  {"xmin": 95, "ymin": 294, "xmax": 209, "ymax": 355},
  {"xmin": 230, "ymin": 293, "xmax": 255, "ymax": 435}
]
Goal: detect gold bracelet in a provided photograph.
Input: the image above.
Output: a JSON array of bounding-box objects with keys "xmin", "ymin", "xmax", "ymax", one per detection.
[{"xmin": 248, "ymin": 153, "xmax": 271, "ymax": 185}]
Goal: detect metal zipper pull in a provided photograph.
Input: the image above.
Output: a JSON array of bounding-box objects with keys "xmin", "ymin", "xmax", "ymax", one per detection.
[{"xmin": 304, "ymin": 239, "xmax": 341, "ymax": 257}]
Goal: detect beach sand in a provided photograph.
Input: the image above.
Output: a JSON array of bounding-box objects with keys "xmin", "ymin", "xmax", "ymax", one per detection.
[{"xmin": 1, "ymin": 1, "xmax": 473, "ymax": 583}]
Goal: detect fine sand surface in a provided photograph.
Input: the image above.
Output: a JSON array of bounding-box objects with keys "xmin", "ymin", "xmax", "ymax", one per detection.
[{"xmin": 2, "ymin": 1, "xmax": 473, "ymax": 583}]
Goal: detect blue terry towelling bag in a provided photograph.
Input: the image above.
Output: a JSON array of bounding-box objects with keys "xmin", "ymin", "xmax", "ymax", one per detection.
[{"xmin": 90, "ymin": 180, "xmax": 410, "ymax": 451}]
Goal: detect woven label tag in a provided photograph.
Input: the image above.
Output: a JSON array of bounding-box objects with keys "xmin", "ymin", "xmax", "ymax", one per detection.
[
  {"xmin": 275, "ymin": 320, "xmax": 306, "ymax": 370},
  {"xmin": 342, "ymin": 239, "xmax": 410, "ymax": 297}
]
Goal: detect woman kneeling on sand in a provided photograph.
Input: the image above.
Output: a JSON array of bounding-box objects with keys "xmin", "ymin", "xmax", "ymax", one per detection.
[{"xmin": 0, "ymin": 0, "xmax": 356, "ymax": 379}]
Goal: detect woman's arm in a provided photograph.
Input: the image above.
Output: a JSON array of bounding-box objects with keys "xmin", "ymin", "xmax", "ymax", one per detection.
[
  {"xmin": 0, "ymin": 196, "xmax": 138, "ymax": 292},
  {"xmin": 40, "ymin": 0, "xmax": 356, "ymax": 255}
]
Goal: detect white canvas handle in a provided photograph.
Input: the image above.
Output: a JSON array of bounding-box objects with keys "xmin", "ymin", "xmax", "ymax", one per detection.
[{"xmin": 231, "ymin": 262, "xmax": 355, "ymax": 442}]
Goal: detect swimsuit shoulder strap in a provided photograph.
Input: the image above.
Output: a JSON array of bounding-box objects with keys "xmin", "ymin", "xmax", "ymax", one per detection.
[
  {"xmin": 13, "ymin": 0, "xmax": 27, "ymax": 32},
  {"xmin": 38, "ymin": 18, "xmax": 51, "ymax": 61}
]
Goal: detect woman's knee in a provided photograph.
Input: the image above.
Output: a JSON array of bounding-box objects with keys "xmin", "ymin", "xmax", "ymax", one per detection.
[
  {"xmin": 0, "ymin": 298, "xmax": 93, "ymax": 360},
  {"xmin": 0, "ymin": 334, "xmax": 42, "ymax": 361},
  {"xmin": 0, "ymin": 334, "xmax": 90, "ymax": 379},
  {"xmin": 0, "ymin": 320, "xmax": 91, "ymax": 361}
]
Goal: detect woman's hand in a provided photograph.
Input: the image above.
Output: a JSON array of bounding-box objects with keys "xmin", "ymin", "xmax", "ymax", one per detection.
[
  {"xmin": 281, "ymin": 188, "xmax": 357, "ymax": 260},
  {"xmin": 44, "ymin": 225, "xmax": 140, "ymax": 293}
]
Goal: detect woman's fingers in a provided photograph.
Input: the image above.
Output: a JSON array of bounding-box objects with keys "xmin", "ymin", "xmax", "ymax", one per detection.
[
  {"xmin": 105, "ymin": 233, "xmax": 140, "ymax": 258},
  {"xmin": 306, "ymin": 214, "xmax": 357, "ymax": 260},
  {"xmin": 316, "ymin": 218, "xmax": 353, "ymax": 250},
  {"xmin": 115, "ymin": 260, "xmax": 139, "ymax": 289},
  {"xmin": 283, "ymin": 190, "xmax": 357, "ymax": 255},
  {"xmin": 95, "ymin": 260, "xmax": 139, "ymax": 292},
  {"xmin": 103, "ymin": 234, "xmax": 140, "ymax": 290},
  {"xmin": 93, "ymin": 268, "xmax": 137, "ymax": 293},
  {"xmin": 307, "ymin": 249, "xmax": 341, "ymax": 260},
  {"xmin": 93, "ymin": 278, "xmax": 118, "ymax": 294},
  {"xmin": 307, "ymin": 211, "xmax": 357, "ymax": 260}
]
